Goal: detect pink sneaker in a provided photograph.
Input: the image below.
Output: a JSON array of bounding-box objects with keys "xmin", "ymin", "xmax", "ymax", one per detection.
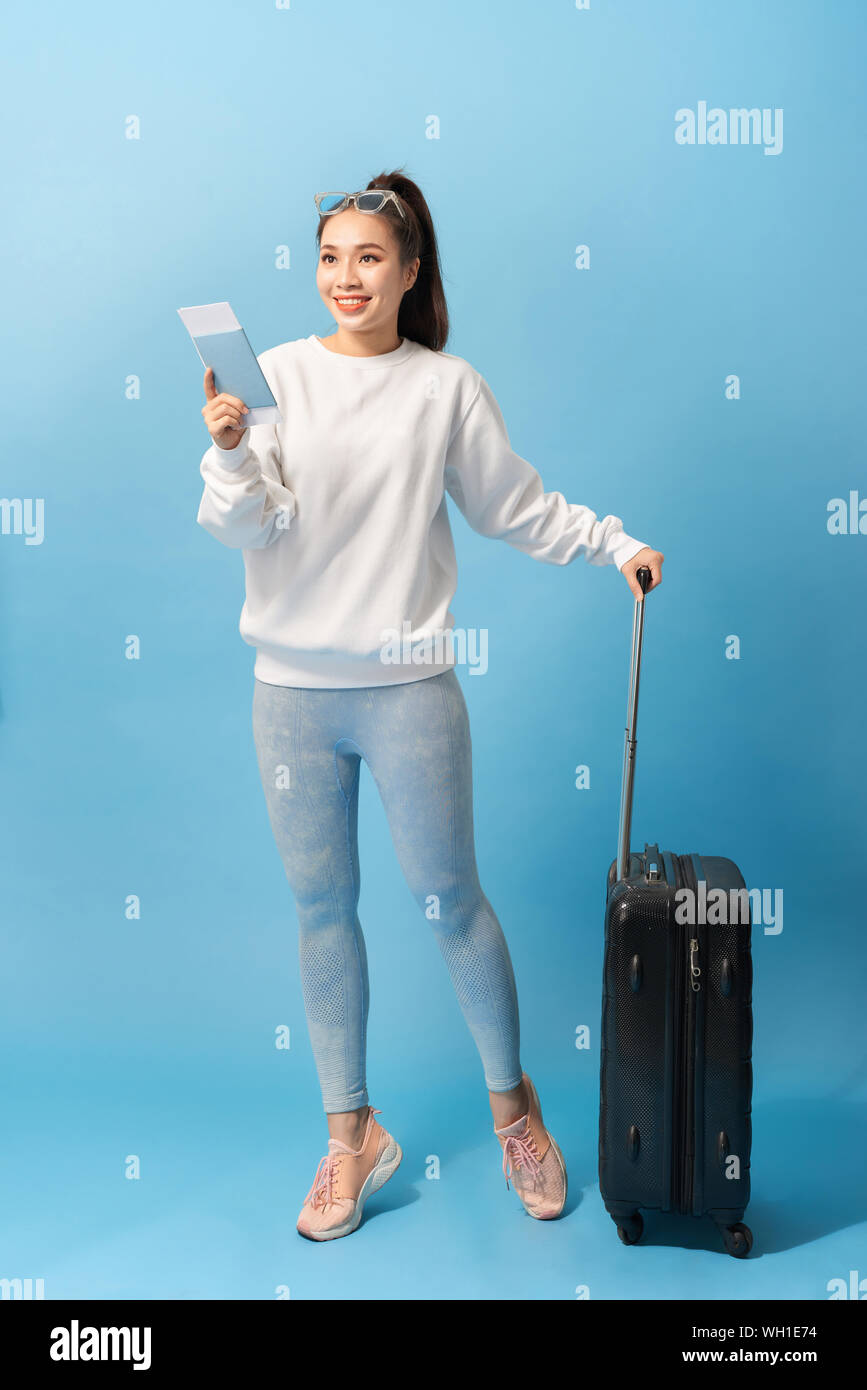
[
  {"xmin": 296, "ymin": 1106, "xmax": 402, "ymax": 1242},
  {"xmin": 493, "ymin": 1073, "xmax": 568, "ymax": 1220}
]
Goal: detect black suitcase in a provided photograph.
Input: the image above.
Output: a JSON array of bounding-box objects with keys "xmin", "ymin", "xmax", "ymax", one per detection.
[{"xmin": 598, "ymin": 567, "xmax": 754, "ymax": 1257}]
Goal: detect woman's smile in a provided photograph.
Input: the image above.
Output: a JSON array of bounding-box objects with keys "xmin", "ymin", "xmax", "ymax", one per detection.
[{"xmin": 334, "ymin": 296, "xmax": 372, "ymax": 313}]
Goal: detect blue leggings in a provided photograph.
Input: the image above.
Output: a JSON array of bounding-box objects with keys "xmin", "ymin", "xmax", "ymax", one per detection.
[{"xmin": 251, "ymin": 668, "xmax": 523, "ymax": 1113}]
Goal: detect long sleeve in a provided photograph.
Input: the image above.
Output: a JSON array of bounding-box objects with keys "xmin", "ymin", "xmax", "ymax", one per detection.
[
  {"xmin": 443, "ymin": 375, "xmax": 649, "ymax": 570},
  {"xmin": 197, "ymin": 420, "xmax": 297, "ymax": 551}
]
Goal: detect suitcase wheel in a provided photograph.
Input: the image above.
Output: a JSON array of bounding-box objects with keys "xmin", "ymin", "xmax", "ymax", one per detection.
[
  {"xmin": 616, "ymin": 1212, "xmax": 644, "ymax": 1245},
  {"xmin": 722, "ymin": 1222, "xmax": 753, "ymax": 1259}
]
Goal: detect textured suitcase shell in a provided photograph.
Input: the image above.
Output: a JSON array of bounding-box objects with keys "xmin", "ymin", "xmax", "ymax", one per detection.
[{"xmin": 598, "ymin": 848, "xmax": 753, "ymax": 1252}]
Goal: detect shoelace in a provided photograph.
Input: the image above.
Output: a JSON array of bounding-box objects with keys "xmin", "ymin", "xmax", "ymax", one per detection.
[
  {"xmin": 500, "ymin": 1123, "xmax": 542, "ymax": 1192},
  {"xmin": 304, "ymin": 1107, "xmax": 382, "ymax": 1210},
  {"xmin": 305, "ymin": 1153, "xmax": 342, "ymax": 1211}
]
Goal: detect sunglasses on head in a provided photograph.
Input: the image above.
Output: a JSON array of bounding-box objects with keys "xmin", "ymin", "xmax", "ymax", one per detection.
[{"xmin": 314, "ymin": 190, "xmax": 407, "ymax": 221}]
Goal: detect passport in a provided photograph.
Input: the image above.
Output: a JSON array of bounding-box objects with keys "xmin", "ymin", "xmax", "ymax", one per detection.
[{"xmin": 177, "ymin": 301, "xmax": 282, "ymax": 427}]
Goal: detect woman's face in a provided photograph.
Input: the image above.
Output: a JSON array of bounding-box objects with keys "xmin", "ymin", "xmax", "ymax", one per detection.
[{"xmin": 316, "ymin": 208, "xmax": 419, "ymax": 336}]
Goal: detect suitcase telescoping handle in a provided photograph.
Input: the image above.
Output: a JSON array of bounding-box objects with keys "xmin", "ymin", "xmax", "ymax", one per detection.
[{"xmin": 616, "ymin": 566, "xmax": 653, "ymax": 883}]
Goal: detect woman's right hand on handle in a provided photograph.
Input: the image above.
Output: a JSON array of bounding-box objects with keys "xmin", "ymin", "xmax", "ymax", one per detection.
[{"xmin": 202, "ymin": 366, "xmax": 249, "ymax": 449}]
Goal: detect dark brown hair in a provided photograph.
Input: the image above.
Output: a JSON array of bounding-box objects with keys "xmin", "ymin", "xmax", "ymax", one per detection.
[{"xmin": 315, "ymin": 167, "xmax": 449, "ymax": 352}]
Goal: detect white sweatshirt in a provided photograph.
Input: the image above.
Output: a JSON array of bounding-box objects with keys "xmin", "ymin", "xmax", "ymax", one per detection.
[{"xmin": 196, "ymin": 333, "xmax": 649, "ymax": 687}]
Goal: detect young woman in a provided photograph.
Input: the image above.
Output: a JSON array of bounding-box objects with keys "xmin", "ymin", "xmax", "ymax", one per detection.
[{"xmin": 196, "ymin": 169, "xmax": 664, "ymax": 1243}]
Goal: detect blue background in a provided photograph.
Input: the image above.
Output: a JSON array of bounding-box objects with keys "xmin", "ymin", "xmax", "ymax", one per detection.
[{"xmin": 2, "ymin": 0, "xmax": 865, "ymax": 1301}]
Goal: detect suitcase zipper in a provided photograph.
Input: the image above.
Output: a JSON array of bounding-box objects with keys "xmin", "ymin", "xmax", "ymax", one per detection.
[
  {"xmin": 668, "ymin": 853, "xmax": 686, "ymax": 1213},
  {"xmin": 672, "ymin": 854, "xmax": 700, "ymax": 1215},
  {"xmin": 687, "ymin": 930, "xmax": 701, "ymax": 1214}
]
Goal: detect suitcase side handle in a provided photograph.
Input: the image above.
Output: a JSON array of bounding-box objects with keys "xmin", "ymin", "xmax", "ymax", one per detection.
[{"xmin": 616, "ymin": 566, "xmax": 653, "ymax": 883}]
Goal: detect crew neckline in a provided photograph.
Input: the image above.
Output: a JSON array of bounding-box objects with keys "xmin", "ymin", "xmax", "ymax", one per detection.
[{"xmin": 306, "ymin": 333, "xmax": 417, "ymax": 369}]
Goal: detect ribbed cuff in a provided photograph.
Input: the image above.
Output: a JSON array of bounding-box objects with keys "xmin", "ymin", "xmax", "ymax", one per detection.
[
  {"xmin": 606, "ymin": 531, "xmax": 650, "ymax": 572},
  {"xmin": 206, "ymin": 437, "xmax": 257, "ymax": 476}
]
